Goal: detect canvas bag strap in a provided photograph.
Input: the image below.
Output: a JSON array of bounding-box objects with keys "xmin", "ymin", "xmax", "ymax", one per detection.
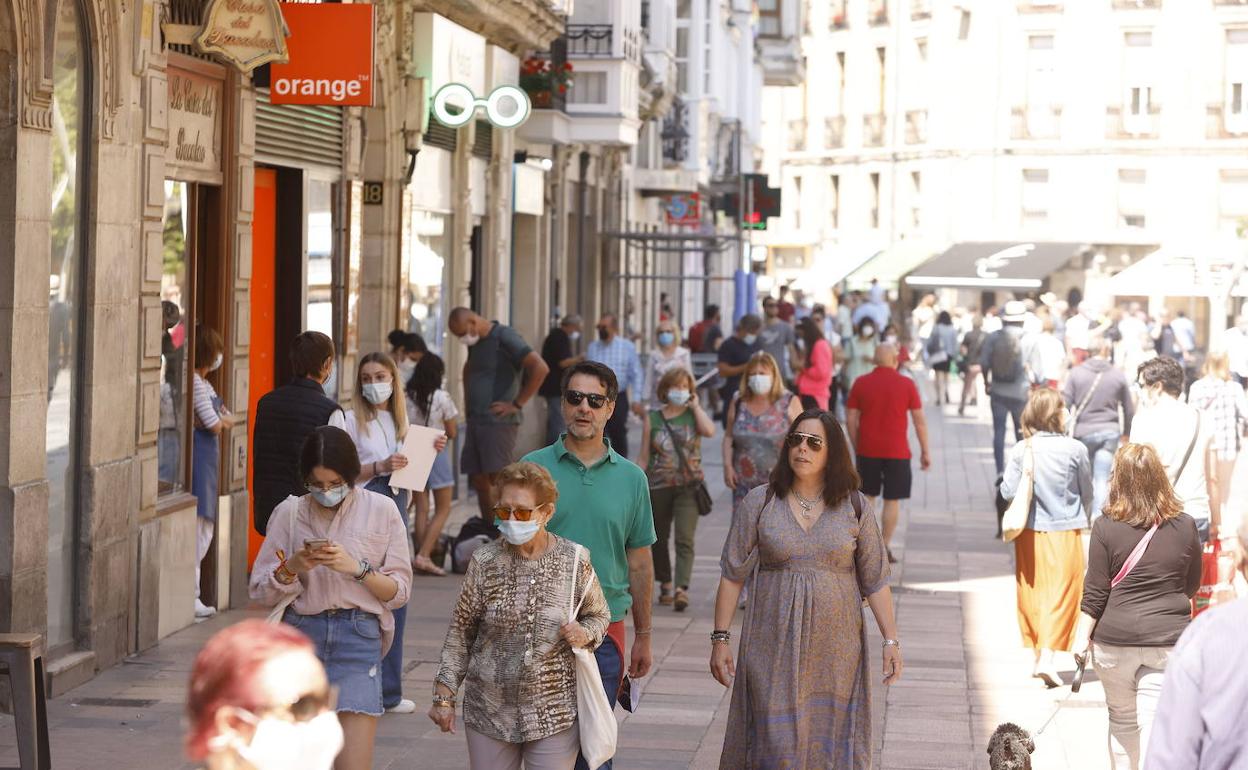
[
  {"xmin": 1111, "ymin": 523, "xmax": 1160, "ymax": 588},
  {"xmin": 659, "ymin": 411, "xmax": 695, "ymax": 483},
  {"xmin": 1071, "ymin": 370, "xmax": 1105, "ymax": 425}
]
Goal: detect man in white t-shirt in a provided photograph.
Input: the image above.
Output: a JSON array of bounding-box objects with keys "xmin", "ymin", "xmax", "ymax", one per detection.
[
  {"xmin": 1129, "ymin": 356, "xmax": 1218, "ymax": 542},
  {"xmin": 1224, "ymin": 312, "xmax": 1248, "ymax": 388}
]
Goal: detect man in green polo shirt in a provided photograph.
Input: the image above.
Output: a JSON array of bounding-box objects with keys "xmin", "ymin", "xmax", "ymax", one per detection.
[{"xmin": 522, "ymin": 361, "xmax": 655, "ymax": 770}]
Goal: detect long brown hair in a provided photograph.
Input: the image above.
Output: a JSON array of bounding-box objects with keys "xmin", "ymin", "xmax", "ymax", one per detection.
[
  {"xmin": 768, "ymin": 410, "xmax": 861, "ymax": 508},
  {"xmin": 1102, "ymin": 443, "xmax": 1184, "ymax": 528}
]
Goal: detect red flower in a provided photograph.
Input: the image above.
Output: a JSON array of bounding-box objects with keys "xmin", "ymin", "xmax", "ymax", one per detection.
[
  {"xmin": 563, "ymin": 62, "xmax": 574, "ymax": 71},
  {"xmin": 558, "ymin": 84, "xmax": 567, "ymax": 93}
]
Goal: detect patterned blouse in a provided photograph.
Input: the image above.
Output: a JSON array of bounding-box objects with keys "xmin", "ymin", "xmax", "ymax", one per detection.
[
  {"xmin": 1188, "ymin": 376, "xmax": 1248, "ymax": 459},
  {"xmin": 646, "ymin": 409, "xmax": 704, "ymax": 489},
  {"xmin": 435, "ymin": 535, "xmax": 611, "ymax": 743},
  {"xmin": 730, "ymin": 392, "xmax": 795, "ymax": 506}
]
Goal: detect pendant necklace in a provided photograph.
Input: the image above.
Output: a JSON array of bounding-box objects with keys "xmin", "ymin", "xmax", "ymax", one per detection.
[{"xmin": 793, "ymin": 489, "xmax": 824, "ymax": 517}]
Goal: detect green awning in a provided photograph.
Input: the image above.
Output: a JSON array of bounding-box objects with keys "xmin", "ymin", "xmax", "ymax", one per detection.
[{"xmin": 843, "ymin": 240, "xmax": 940, "ymax": 291}]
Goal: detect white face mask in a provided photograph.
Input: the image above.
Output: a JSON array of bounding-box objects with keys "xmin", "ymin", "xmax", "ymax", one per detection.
[
  {"xmin": 209, "ymin": 353, "xmax": 223, "ymax": 372},
  {"xmin": 743, "ymin": 334, "xmax": 758, "ymax": 346},
  {"xmin": 461, "ymin": 332, "xmax": 480, "ymax": 346},
  {"xmin": 496, "ymin": 518, "xmax": 542, "ymax": 546},
  {"xmin": 569, "ymin": 331, "xmax": 581, "ymax": 342},
  {"xmin": 228, "ymin": 710, "xmax": 344, "ymax": 770},
  {"xmin": 667, "ymin": 389, "xmax": 691, "ymax": 406},
  {"xmin": 397, "ymin": 359, "xmax": 416, "ymax": 382},
  {"xmin": 307, "ymin": 484, "xmax": 349, "ymax": 508},
  {"xmin": 362, "ymin": 382, "xmax": 392, "ymax": 406},
  {"xmin": 748, "ymin": 375, "xmax": 773, "ymax": 395}
]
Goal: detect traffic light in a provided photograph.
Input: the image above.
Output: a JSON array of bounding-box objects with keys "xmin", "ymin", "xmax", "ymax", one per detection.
[{"xmin": 713, "ymin": 174, "xmax": 782, "ymax": 230}]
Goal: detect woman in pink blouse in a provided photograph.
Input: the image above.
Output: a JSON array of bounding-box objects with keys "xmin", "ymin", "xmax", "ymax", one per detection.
[
  {"xmin": 250, "ymin": 426, "xmax": 413, "ymax": 770},
  {"xmin": 795, "ymin": 317, "xmax": 834, "ymax": 411}
]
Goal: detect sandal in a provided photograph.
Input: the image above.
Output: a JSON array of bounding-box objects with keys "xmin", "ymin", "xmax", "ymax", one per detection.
[
  {"xmin": 413, "ymin": 554, "xmax": 447, "ymax": 576},
  {"xmin": 673, "ymin": 587, "xmax": 689, "ymax": 612},
  {"xmin": 658, "ymin": 584, "xmax": 674, "ymax": 606}
]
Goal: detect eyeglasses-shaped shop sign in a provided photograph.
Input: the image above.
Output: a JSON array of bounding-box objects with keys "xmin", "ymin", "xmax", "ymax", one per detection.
[
  {"xmin": 431, "ymin": 83, "xmax": 532, "ymax": 130},
  {"xmin": 270, "ymin": 3, "xmax": 375, "ymax": 106}
]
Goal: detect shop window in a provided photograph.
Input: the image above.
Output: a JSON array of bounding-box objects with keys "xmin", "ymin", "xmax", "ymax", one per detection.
[
  {"xmin": 47, "ymin": 0, "xmax": 88, "ymax": 651},
  {"xmin": 406, "ymin": 209, "xmax": 451, "ymax": 354}
]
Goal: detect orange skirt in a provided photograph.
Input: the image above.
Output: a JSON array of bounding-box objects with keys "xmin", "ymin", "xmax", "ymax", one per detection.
[{"xmin": 1014, "ymin": 528, "xmax": 1084, "ymax": 651}]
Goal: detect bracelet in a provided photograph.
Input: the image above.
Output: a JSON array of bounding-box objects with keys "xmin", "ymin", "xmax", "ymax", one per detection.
[
  {"xmin": 710, "ymin": 630, "xmax": 732, "ymax": 644},
  {"xmin": 882, "ymin": 638, "xmax": 901, "ymax": 649},
  {"xmin": 432, "ymin": 697, "xmax": 455, "ymax": 708},
  {"xmin": 273, "ymin": 565, "xmax": 297, "ymax": 585},
  {"xmin": 634, "ymin": 628, "xmax": 652, "ymax": 636},
  {"xmin": 372, "ymin": 460, "xmax": 380, "ymax": 476},
  {"xmin": 353, "ymin": 559, "xmax": 373, "ymax": 582}
]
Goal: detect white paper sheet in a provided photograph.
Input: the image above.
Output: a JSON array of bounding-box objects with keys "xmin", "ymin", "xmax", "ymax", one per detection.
[{"xmin": 388, "ymin": 424, "xmax": 446, "ymax": 492}]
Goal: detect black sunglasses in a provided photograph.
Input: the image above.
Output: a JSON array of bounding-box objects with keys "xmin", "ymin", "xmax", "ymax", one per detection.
[
  {"xmin": 564, "ymin": 389, "xmax": 609, "ymax": 409},
  {"xmin": 786, "ymin": 432, "xmax": 825, "ymax": 451}
]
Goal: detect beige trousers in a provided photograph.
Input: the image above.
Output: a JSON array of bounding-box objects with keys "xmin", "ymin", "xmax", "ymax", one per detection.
[{"xmin": 465, "ymin": 724, "xmax": 579, "ymax": 770}]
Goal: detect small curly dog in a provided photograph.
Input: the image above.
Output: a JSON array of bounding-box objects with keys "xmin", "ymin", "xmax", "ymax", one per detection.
[{"xmin": 987, "ymin": 722, "xmax": 1034, "ymax": 770}]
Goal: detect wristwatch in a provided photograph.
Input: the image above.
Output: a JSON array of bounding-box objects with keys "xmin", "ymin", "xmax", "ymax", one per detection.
[{"xmin": 353, "ymin": 559, "xmax": 374, "ymax": 582}]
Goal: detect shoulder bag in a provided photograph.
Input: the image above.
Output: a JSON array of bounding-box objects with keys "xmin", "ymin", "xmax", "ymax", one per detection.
[
  {"xmin": 1073, "ymin": 521, "xmax": 1160, "ymax": 691},
  {"xmin": 568, "ymin": 545, "xmax": 618, "ymax": 767},
  {"xmin": 659, "ymin": 412, "xmax": 714, "ymax": 516},
  {"xmin": 1001, "ymin": 439, "xmax": 1034, "ymax": 542},
  {"xmin": 1066, "ymin": 370, "xmax": 1105, "ymax": 437}
]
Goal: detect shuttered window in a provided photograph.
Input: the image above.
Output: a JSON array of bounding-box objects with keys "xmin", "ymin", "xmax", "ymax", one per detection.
[{"xmin": 255, "ymin": 87, "xmax": 344, "ymax": 169}]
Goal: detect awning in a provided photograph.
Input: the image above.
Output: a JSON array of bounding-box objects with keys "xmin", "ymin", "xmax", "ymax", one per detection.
[
  {"xmin": 1108, "ymin": 239, "xmax": 1248, "ymax": 298},
  {"xmin": 904, "ymin": 242, "xmax": 1086, "ymax": 290},
  {"xmin": 843, "ymin": 240, "xmax": 940, "ymax": 291}
]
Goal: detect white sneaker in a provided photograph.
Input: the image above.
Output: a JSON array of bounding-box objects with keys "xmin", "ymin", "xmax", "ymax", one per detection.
[
  {"xmin": 385, "ymin": 698, "xmax": 417, "ymax": 714},
  {"xmin": 194, "ymin": 600, "xmax": 217, "ymax": 619}
]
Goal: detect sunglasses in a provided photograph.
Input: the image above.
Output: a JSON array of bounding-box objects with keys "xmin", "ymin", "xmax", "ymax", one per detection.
[
  {"xmin": 564, "ymin": 389, "xmax": 609, "ymax": 409},
  {"xmin": 786, "ymin": 432, "xmax": 826, "ymax": 451},
  {"xmin": 257, "ymin": 686, "xmax": 338, "ymax": 723},
  {"xmin": 492, "ymin": 505, "xmax": 545, "ymax": 521}
]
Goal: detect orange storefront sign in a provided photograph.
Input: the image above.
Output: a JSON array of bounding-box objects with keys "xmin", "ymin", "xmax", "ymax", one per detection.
[{"xmin": 270, "ymin": 3, "xmax": 374, "ymax": 106}]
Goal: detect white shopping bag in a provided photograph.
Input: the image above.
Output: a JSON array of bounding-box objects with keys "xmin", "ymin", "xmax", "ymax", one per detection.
[{"xmin": 569, "ymin": 546, "xmax": 617, "ymax": 768}]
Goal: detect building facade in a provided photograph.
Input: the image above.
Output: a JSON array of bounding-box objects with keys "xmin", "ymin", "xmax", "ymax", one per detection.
[{"xmin": 759, "ymin": 0, "xmax": 1248, "ymax": 325}]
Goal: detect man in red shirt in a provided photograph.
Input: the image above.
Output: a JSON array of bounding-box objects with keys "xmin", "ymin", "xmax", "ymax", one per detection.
[
  {"xmin": 846, "ymin": 343, "xmax": 931, "ymax": 563},
  {"xmin": 776, "ymin": 284, "xmax": 797, "ymax": 324}
]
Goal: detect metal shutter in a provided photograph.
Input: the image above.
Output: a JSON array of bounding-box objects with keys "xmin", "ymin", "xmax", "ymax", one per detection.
[
  {"xmin": 425, "ymin": 114, "xmax": 458, "ymax": 152},
  {"xmin": 255, "ymin": 88, "xmax": 344, "ymax": 169}
]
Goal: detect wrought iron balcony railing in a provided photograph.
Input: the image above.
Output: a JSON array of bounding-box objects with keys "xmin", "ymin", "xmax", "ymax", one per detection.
[{"xmin": 567, "ymin": 24, "xmax": 614, "ymax": 57}]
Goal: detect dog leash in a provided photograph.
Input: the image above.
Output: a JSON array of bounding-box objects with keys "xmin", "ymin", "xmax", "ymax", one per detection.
[{"xmin": 1033, "ymin": 688, "xmax": 1076, "ymax": 737}]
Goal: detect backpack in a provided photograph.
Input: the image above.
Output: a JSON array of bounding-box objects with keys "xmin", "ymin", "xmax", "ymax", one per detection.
[
  {"xmin": 450, "ymin": 515, "xmax": 499, "ymax": 574},
  {"xmin": 990, "ymin": 330, "xmax": 1024, "ymax": 383}
]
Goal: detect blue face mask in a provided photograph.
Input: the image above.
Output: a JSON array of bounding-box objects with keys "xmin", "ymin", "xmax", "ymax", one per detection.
[
  {"xmin": 307, "ymin": 484, "xmax": 349, "ymax": 508},
  {"xmin": 667, "ymin": 389, "xmax": 691, "ymax": 406},
  {"xmin": 496, "ymin": 518, "xmax": 542, "ymax": 546},
  {"xmin": 657, "ymin": 332, "xmax": 675, "ymax": 347}
]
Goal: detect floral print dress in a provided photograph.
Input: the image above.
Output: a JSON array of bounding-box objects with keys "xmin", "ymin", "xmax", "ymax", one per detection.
[{"xmin": 731, "ymin": 392, "xmax": 795, "ymax": 509}]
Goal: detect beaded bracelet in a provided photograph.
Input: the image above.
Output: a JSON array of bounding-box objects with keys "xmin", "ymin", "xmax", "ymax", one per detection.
[{"xmin": 710, "ymin": 630, "xmax": 731, "ymax": 644}]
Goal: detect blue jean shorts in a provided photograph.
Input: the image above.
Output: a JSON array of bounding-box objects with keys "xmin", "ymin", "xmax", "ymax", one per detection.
[
  {"xmin": 427, "ymin": 450, "xmax": 454, "ymax": 490},
  {"xmin": 284, "ymin": 608, "xmax": 383, "ymax": 716}
]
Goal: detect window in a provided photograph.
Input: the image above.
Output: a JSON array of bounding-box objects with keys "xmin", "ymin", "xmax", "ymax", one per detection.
[
  {"xmin": 870, "ymin": 173, "xmax": 881, "ymax": 228},
  {"xmin": 836, "ymin": 52, "xmax": 847, "ymax": 115},
  {"xmin": 1219, "ymin": 170, "xmax": 1248, "ymax": 235},
  {"xmin": 676, "ymin": 26, "xmax": 689, "ymax": 93},
  {"xmin": 758, "ymin": 0, "xmax": 781, "ymax": 37},
  {"xmin": 703, "ymin": 0, "xmax": 713, "ymax": 92},
  {"xmin": 1022, "ymin": 168, "xmax": 1050, "ymax": 224},
  {"xmin": 876, "ymin": 47, "xmax": 887, "ymax": 113},
  {"xmin": 405, "ymin": 207, "xmax": 451, "ymax": 353},
  {"xmin": 910, "ymin": 171, "xmax": 922, "ymax": 230},
  {"xmin": 958, "ymin": 9, "xmax": 972, "ymax": 40},
  {"xmin": 47, "ymin": 0, "xmax": 88, "ymax": 651},
  {"xmin": 794, "ymin": 176, "xmax": 803, "ymax": 229},
  {"xmin": 916, "ymin": 37, "xmax": 928, "ymax": 63},
  {"xmin": 829, "ymin": 174, "xmax": 840, "ymax": 228},
  {"xmin": 1226, "ymin": 29, "xmax": 1248, "ymax": 132},
  {"xmin": 830, "ymin": 0, "xmax": 847, "ymax": 29},
  {"xmin": 1025, "ymin": 34, "xmax": 1058, "ymax": 137},
  {"xmin": 1123, "ymin": 30, "xmax": 1154, "ymax": 134},
  {"xmin": 569, "ymin": 71, "xmax": 607, "ymax": 104},
  {"xmin": 1117, "ymin": 169, "xmax": 1147, "ymax": 229},
  {"xmin": 158, "ymin": 182, "xmax": 191, "ymax": 499}
]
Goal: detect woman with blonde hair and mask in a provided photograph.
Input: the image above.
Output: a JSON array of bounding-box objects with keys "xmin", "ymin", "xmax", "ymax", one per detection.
[
  {"xmin": 723, "ymin": 352, "xmax": 803, "ymax": 512},
  {"xmin": 329, "ymin": 352, "xmax": 417, "ymax": 715}
]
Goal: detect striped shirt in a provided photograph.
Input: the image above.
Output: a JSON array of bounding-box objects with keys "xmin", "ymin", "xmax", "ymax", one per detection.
[
  {"xmin": 1148, "ymin": 597, "xmax": 1248, "ymax": 769},
  {"xmin": 192, "ymin": 373, "xmax": 221, "ymax": 429},
  {"xmin": 587, "ymin": 336, "xmax": 644, "ymax": 399}
]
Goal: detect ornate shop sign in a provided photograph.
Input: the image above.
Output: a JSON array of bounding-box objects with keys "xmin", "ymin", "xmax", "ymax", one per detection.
[
  {"xmin": 167, "ymin": 68, "xmax": 224, "ymax": 180},
  {"xmin": 163, "ymin": 0, "xmax": 289, "ymax": 74}
]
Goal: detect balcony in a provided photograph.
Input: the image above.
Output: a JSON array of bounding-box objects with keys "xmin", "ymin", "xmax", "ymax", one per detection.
[
  {"xmin": 567, "ymin": 24, "xmax": 614, "ymax": 57},
  {"xmin": 905, "ymin": 110, "xmax": 927, "ymax": 144},
  {"xmin": 787, "ymin": 119, "xmax": 807, "ymax": 152},
  {"xmin": 825, "ymin": 116, "xmax": 845, "ymax": 149},
  {"xmin": 863, "ymin": 113, "xmax": 886, "ymax": 147},
  {"xmin": 661, "ymin": 99, "xmax": 689, "ymax": 163},
  {"xmin": 560, "ymin": 14, "xmax": 643, "ymax": 146},
  {"xmin": 1206, "ymin": 104, "xmax": 1248, "ymax": 139},
  {"xmin": 756, "ymin": 0, "xmax": 805, "ymax": 86},
  {"xmin": 911, "ymin": 0, "xmax": 932, "ymax": 20},
  {"xmin": 517, "ymin": 44, "xmax": 573, "ymax": 145},
  {"xmin": 1106, "ymin": 104, "xmax": 1160, "ymax": 140},
  {"xmin": 634, "ymin": 168, "xmax": 700, "ymax": 195},
  {"xmin": 1010, "ymin": 105, "xmax": 1062, "ymax": 140},
  {"xmin": 869, "ymin": 1, "xmax": 888, "ymax": 25},
  {"xmin": 1215, "ymin": 0, "xmax": 1248, "ymax": 5},
  {"xmin": 1112, "ymin": 0, "xmax": 1161, "ymax": 7},
  {"xmin": 1017, "ymin": 0, "xmax": 1064, "ymax": 11}
]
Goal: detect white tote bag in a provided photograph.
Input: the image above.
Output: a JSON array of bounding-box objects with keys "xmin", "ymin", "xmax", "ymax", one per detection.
[
  {"xmin": 1001, "ymin": 439, "xmax": 1034, "ymax": 543},
  {"xmin": 569, "ymin": 545, "xmax": 617, "ymax": 768}
]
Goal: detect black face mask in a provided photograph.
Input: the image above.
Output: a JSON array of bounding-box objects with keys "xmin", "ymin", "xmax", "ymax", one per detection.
[{"xmin": 597, "ymin": 327, "xmax": 610, "ymax": 342}]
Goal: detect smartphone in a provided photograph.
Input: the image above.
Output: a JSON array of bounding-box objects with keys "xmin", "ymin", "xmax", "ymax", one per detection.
[{"xmin": 303, "ymin": 538, "xmax": 330, "ymax": 551}]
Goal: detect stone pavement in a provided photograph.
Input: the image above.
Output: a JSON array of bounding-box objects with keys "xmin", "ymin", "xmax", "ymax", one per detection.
[{"xmin": 7, "ymin": 390, "xmax": 1244, "ymax": 768}]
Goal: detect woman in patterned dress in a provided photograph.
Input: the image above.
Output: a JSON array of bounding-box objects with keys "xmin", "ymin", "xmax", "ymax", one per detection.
[
  {"xmin": 723, "ymin": 352, "xmax": 803, "ymax": 511},
  {"xmin": 710, "ymin": 410, "xmax": 903, "ymax": 769},
  {"xmin": 431, "ymin": 462, "xmax": 611, "ymax": 770}
]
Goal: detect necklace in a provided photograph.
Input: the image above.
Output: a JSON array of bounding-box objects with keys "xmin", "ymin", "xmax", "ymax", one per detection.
[{"xmin": 792, "ymin": 489, "xmax": 824, "ymax": 516}]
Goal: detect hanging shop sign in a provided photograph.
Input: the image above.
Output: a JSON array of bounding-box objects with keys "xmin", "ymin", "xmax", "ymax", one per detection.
[
  {"xmin": 431, "ymin": 83, "xmax": 531, "ymax": 129},
  {"xmin": 270, "ymin": 3, "xmax": 375, "ymax": 107},
  {"xmin": 167, "ymin": 66, "xmax": 224, "ymax": 182},
  {"xmin": 664, "ymin": 193, "xmax": 701, "ymax": 226},
  {"xmin": 194, "ymin": 0, "xmax": 289, "ymax": 73}
]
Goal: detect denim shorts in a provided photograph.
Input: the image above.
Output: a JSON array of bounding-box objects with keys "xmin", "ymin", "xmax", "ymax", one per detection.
[
  {"xmin": 284, "ymin": 608, "xmax": 383, "ymax": 716},
  {"xmin": 427, "ymin": 450, "xmax": 454, "ymax": 490}
]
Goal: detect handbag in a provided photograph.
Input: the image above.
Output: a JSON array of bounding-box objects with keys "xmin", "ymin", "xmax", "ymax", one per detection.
[
  {"xmin": 1066, "ymin": 370, "xmax": 1105, "ymax": 438},
  {"xmin": 925, "ymin": 334, "xmax": 949, "ymax": 365},
  {"xmin": 1074, "ymin": 520, "xmax": 1161, "ymax": 690},
  {"xmin": 1001, "ymin": 439, "xmax": 1034, "ymax": 542},
  {"xmin": 568, "ymin": 545, "xmax": 618, "ymax": 767},
  {"xmin": 658, "ymin": 412, "xmax": 714, "ymax": 516}
]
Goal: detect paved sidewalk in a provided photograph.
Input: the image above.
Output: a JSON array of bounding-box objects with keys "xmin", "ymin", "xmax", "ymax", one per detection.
[{"xmin": 11, "ymin": 392, "xmax": 1242, "ymax": 768}]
